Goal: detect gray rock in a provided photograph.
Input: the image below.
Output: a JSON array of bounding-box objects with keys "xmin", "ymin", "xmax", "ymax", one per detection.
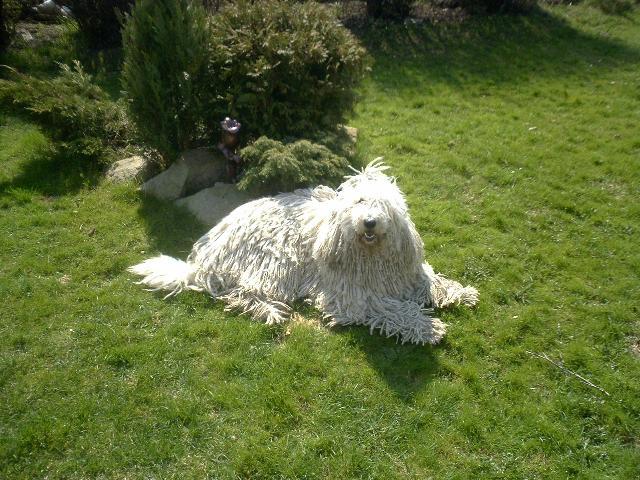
[
  {"xmin": 141, "ymin": 160, "xmax": 188, "ymax": 201},
  {"xmin": 342, "ymin": 125, "xmax": 358, "ymax": 143},
  {"xmin": 334, "ymin": 124, "xmax": 358, "ymax": 158},
  {"xmin": 175, "ymin": 183, "xmax": 253, "ymax": 227},
  {"xmin": 142, "ymin": 148, "xmax": 227, "ymax": 201},
  {"xmin": 105, "ymin": 155, "xmax": 156, "ymax": 183},
  {"xmin": 180, "ymin": 148, "xmax": 228, "ymax": 196},
  {"xmin": 17, "ymin": 29, "xmax": 35, "ymax": 45},
  {"xmin": 33, "ymin": 0, "xmax": 65, "ymax": 19}
]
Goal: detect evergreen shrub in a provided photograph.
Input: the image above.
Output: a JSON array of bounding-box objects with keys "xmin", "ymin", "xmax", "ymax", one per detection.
[
  {"xmin": 588, "ymin": 0, "xmax": 635, "ymax": 14},
  {"xmin": 0, "ymin": 61, "xmax": 135, "ymax": 161},
  {"xmin": 208, "ymin": 0, "xmax": 368, "ymax": 139},
  {"xmin": 1, "ymin": 0, "xmax": 22, "ymax": 50},
  {"xmin": 238, "ymin": 136, "xmax": 350, "ymax": 195},
  {"xmin": 122, "ymin": 0, "xmax": 210, "ymax": 162}
]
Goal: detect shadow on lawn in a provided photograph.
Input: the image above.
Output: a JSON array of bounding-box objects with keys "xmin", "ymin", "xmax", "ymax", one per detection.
[
  {"xmin": 0, "ymin": 144, "xmax": 103, "ymax": 198},
  {"xmin": 337, "ymin": 327, "xmax": 442, "ymax": 401},
  {"xmin": 136, "ymin": 193, "xmax": 207, "ymax": 258},
  {"xmin": 356, "ymin": 8, "xmax": 640, "ymax": 91}
]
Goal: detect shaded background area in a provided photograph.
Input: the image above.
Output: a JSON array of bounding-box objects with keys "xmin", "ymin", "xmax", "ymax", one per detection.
[{"xmin": 356, "ymin": 7, "xmax": 640, "ymax": 89}]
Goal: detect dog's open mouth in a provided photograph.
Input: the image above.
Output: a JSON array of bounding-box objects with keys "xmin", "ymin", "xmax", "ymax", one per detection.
[{"xmin": 361, "ymin": 232, "xmax": 378, "ymax": 245}]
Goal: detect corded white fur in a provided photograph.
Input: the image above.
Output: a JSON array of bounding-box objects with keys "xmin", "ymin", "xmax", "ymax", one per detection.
[
  {"xmin": 129, "ymin": 160, "xmax": 478, "ymax": 344},
  {"xmin": 128, "ymin": 255, "xmax": 202, "ymax": 298}
]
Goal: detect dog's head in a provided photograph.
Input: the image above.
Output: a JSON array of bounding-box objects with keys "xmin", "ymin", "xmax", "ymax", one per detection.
[
  {"xmin": 313, "ymin": 160, "xmax": 424, "ymax": 267},
  {"xmin": 338, "ymin": 160, "xmax": 407, "ymax": 249}
]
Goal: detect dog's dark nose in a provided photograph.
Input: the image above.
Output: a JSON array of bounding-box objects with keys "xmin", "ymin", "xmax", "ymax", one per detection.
[{"xmin": 364, "ymin": 218, "xmax": 376, "ymax": 229}]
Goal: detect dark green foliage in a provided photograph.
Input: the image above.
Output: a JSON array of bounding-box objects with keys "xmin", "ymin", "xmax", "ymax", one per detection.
[
  {"xmin": 208, "ymin": 0, "xmax": 368, "ymax": 139},
  {"xmin": 309, "ymin": 127, "xmax": 359, "ymax": 160},
  {"xmin": 17, "ymin": 0, "xmax": 39, "ymax": 16},
  {"xmin": 366, "ymin": 0, "xmax": 412, "ymax": 19},
  {"xmin": 0, "ymin": 61, "xmax": 135, "ymax": 161},
  {"xmin": 454, "ymin": 0, "xmax": 537, "ymax": 13},
  {"xmin": 70, "ymin": 0, "xmax": 134, "ymax": 49},
  {"xmin": 1, "ymin": 0, "xmax": 22, "ymax": 50},
  {"xmin": 202, "ymin": 0, "xmax": 222, "ymax": 11},
  {"xmin": 238, "ymin": 136, "xmax": 350, "ymax": 194},
  {"xmin": 122, "ymin": 0, "xmax": 210, "ymax": 163}
]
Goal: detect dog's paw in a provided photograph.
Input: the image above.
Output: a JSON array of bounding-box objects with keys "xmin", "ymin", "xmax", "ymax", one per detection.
[
  {"xmin": 400, "ymin": 315, "xmax": 447, "ymax": 345},
  {"xmin": 461, "ymin": 286, "xmax": 479, "ymax": 307},
  {"xmin": 423, "ymin": 317, "xmax": 447, "ymax": 345}
]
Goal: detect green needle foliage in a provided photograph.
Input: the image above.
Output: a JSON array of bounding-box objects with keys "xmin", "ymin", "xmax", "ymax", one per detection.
[
  {"xmin": 121, "ymin": 0, "xmax": 367, "ymax": 164},
  {"xmin": 122, "ymin": 0, "xmax": 210, "ymax": 163},
  {"xmin": 366, "ymin": 0, "xmax": 413, "ymax": 19},
  {"xmin": 456, "ymin": 0, "xmax": 538, "ymax": 13},
  {"xmin": 209, "ymin": 0, "xmax": 368, "ymax": 138},
  {"xmin": 0, "ymin": 61, "xmax": 134, "ymax": 162},
  {"xmin": 588, "ymin": 0, "xmax": 637, "ymax": 15},
  {"xmin": 0, "ymin": 0, "xmax": 21, "ymax": 50},
  {"xmin": 238, "ymin": 136, "xmax": 350, "ymax": 195}
]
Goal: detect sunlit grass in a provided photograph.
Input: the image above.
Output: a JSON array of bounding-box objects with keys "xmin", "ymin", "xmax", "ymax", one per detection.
[{"xmin": 1, "ymin": 4, "xmax": 639, "ymax": 478}]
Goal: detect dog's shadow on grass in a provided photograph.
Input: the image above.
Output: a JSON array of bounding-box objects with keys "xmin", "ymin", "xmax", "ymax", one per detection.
[
  {"xmin": 334, "ymin": 326, "xmax": 443, "ymax": 402},
  {"xmin": 135, "ymin": 193, "xmax": 207, "ymax": 258}
]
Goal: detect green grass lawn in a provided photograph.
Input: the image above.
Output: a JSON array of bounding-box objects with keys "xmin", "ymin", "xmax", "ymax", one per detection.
[{"xmin": 1, "ymin": 4, "xmax": 639, "ymax": 478}]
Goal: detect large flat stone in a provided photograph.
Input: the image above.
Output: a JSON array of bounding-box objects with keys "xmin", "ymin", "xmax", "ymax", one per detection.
[
  {"xmin": 142, "ymin": 148, "xmax": 227, "ymax": 201},
  {"xmin": 141, "ymin": 159, "xmax": 189, "ymax": 201},
  {"xmin": 175, "ymin": 182, "xmax": 253, "ymax": 227},
  {"xmin": 180, "ymin": 148, "xmax": 228, "ymax": 196}
]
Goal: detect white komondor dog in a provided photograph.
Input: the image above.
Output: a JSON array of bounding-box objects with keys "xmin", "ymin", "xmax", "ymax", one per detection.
[{"xmin": 129, "ymin": 161, "xmax": 478, "ymax": 345}]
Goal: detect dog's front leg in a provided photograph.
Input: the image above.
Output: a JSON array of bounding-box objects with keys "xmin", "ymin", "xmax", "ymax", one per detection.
[
  {"xmin": 364, "ymin": 298, "xmax": 447, "ymax": 345},
  {"xmin": 219, "ymin": 287, "xmax": 292, "ymax": 325},
  {"xmin": 422, "ymin": 263, "xmax": 478, "ymax": 309}
]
